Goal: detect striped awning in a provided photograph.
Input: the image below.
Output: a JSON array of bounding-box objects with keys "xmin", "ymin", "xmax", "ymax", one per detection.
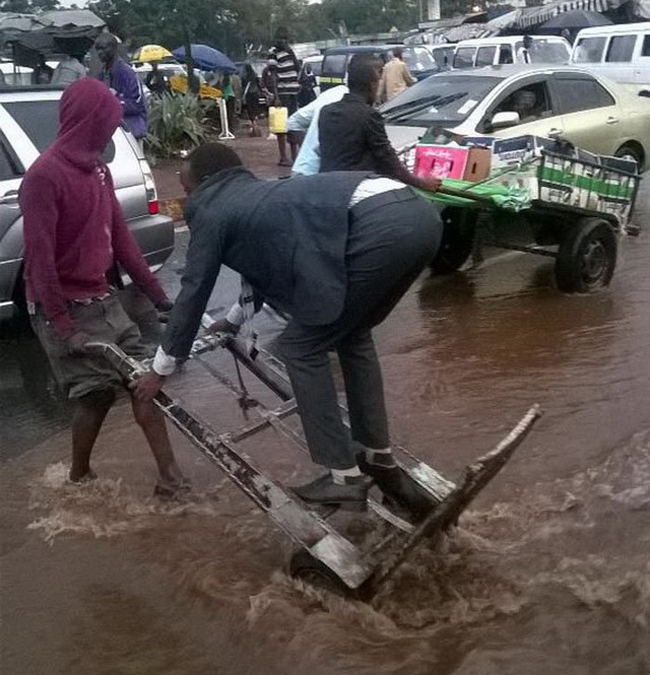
[
  {"xmin": 443, "ymin": 24, "xmax": 494, "ymax": 42},
  {"xmin": 516, "ymin": 0, "xmax": 610, "ymax": 28}
]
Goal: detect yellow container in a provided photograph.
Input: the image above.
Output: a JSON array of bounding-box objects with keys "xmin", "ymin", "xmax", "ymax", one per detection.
[{"xmin": 268, "ymin": 106, "xmax": 288, "ymax": 134}]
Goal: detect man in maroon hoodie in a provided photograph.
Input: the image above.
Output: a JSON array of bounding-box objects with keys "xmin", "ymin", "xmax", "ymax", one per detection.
[{"xmin": 20, "ymin": 77, "xmax": 185, "ymax": 495}]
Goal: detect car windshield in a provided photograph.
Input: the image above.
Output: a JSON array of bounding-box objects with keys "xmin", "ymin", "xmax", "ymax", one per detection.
[
  {"xmin": 381, "ymin": 74, "xmax": 502, "ymax": 126},
  {"xmin": 518, "ymin": 39, "xmax": 570, "ymax": 63},
  {"xmin": 402, "ymin": 47, "xmax": 436, "ymax": 72}
]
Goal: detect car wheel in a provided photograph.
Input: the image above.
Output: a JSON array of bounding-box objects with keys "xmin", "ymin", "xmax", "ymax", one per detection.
[
  {"xmin": 615, "ymin": 144, "xmax": 644, "ymax": 172},
  {"xmin": 555, "ymin": 218, "xmax": 617, "ymax": 293}
]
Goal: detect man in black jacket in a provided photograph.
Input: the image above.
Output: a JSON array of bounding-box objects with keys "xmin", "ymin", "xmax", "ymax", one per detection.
[
  {"xmin": 133, "ymin": 144, "xmax": 442, "ymax": 515},
  {"xmin": 319, "ymin": 53, "xmax": 440, "ymax": 193}
]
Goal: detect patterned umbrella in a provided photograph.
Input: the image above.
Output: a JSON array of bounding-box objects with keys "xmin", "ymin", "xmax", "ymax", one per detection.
[{"xmin": 132, "ymin": 44, "xmax": 173, "ymax": 62}]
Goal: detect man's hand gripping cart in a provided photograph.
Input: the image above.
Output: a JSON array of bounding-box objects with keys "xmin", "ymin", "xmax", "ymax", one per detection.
[{"xmin": 87, "ymin": 335, "xmax": 541, "ymax": 600}]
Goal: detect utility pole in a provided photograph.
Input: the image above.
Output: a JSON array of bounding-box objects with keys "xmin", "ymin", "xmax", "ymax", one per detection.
[{"xmin": 181, "ymin": 8, "xmax": 199, "ymax": 94}]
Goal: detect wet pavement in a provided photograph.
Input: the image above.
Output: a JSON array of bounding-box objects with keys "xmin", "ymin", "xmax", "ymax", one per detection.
[{"xmin": 1, "ymin": 154, "xmax": 649, "ymax": 675}]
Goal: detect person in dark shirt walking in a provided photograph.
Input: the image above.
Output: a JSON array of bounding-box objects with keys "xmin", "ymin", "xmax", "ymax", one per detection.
[
  {"xmin": 267, "ymin": 28, "xmax": 301, "ymax": 167},
  {"xmin": 20, "ymin": 78, "xmax": 185, "ymax": 495},
  {"xmin": 145, "ymin": 62, "xmax": 168, "ymax": 97},
  {"xmin": 319, "ymin": 54, "xmax": 440, "ymax": 192},
  {"xmin": 298, "ymin": 62, "xmax": 317, "ymax": 108},
  {"xmin": 95, "ymin": 33, "xmax": 148, "ymax": 141},
  {"xmin": 242, "ymin": 62, "xmax": 263, "ymax": 137}
]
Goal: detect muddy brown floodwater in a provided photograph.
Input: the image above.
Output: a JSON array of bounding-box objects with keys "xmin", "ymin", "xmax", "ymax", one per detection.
[{"xmin": 1, "ymin": 182, "xmax": 649, "ymax": 675}]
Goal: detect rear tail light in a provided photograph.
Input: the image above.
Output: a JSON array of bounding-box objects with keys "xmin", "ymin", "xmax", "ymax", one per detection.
[{"xmin": 140, "ymin": 159, "xmax": 160, "ymax": 215}]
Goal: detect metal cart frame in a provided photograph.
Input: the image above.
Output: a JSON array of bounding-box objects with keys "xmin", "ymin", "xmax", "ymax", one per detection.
[{"xmin": 87, "ymin": 334, "xmax": 541, "ymax": 599}]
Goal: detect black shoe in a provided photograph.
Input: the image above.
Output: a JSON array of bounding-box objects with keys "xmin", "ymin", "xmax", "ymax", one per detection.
[
  {"xmin": 291, "ymin": 473, "xmax": 371, "ymax": 512},
  {"xmin": 356, "ymin": 453, "xmax": 435, "ymax": 521}
]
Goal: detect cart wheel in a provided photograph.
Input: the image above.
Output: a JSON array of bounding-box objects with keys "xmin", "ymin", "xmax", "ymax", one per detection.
[
  {"xmin": 430, "ymin": 207, "xmax": 476, "ymax": 275},
  {"xmin": 555, "ymin": 218, "xmax": 617, "ymax": 293},
  {"xmin": 289, "ymin": 549, "xmax": 354, "ymax": 597}
]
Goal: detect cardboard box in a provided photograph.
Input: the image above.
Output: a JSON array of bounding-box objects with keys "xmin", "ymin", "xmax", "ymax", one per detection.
[
  {"xmin": 492, "ymin": 135, "xmax": 557, "ymax": 166},
  {"xmin": 461, "ymin": 136, "xmax": 496, "ymax": 149},
  {"xmin": 414, "ymin": 144, "xmax": 491, "ymax": 182}
]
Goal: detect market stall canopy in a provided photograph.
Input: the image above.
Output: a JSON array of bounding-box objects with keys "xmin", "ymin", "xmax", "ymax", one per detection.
[
  {"xmin": 540, "ymin": 9, "xmax": 613, "ymax": 29},
  {"xmin": 443, "ymin": 24, "xmax": 494, "ymax": 42},
  {"xmin": 630, "ymin": 0, "xmax": 650, "ymax": 17},
  {"xmin": 516, "ymin": 0, "xmax": 610, "ymax": 29},
  {"xmin": 0, "ymin": 9, "xmax": 105, "ymax": 67},
  {"xmin": 172, "ymin": 44, "xmax": 236, "ymax": 72},
  {"xmin": 132, "ymin": 44, "xmax": 173, "ymax": 62},
  {"xmin": 484, "ymin": 8, "xmax": 524, "ymax": 33},
  {"xmin": 39, "ymin": 9, "xmax": 104, "ymax": 28}
]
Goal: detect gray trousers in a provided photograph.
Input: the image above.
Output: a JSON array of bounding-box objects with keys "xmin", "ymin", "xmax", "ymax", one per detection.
[{"xmin": 278, "ymin": 189, "xmax": 442, "ymax": 469}]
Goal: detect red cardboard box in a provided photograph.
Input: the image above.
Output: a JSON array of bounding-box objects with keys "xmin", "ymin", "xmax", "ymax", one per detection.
[{"xmin": 414, "ymin": 144, "xmax": 491, "ymax": 182}]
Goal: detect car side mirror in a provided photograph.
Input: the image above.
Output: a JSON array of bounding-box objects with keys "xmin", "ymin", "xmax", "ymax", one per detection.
[{"xmin": 490, "ymin": 111, "xmax": 520, "ymax": 130}]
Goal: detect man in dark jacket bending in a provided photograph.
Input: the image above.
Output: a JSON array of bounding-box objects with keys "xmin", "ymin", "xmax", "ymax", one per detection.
[{"xmin": 133, "ymin": 143, "xmax": 442, "ymax": 515}]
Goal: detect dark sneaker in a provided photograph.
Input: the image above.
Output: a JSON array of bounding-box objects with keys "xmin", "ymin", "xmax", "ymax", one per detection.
[
  {"xmin": 291, "ymin": 473, "xmax": 371, "ymax": 512},
  {"xmin": 154, "ymin": 478, "xmax": 192, "ymax": 501},
  {"xmin": 356, "ymin": 454, "xmax": 435, "ymax": 521}
]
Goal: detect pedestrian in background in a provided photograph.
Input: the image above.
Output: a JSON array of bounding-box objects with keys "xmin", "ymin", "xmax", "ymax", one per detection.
[
  {"xmin": 52, "ymin": 50, "xmax": 86, "ymax": 86},
  {"xmin": 231, "ymin": 69, "xmax": 243, "ymax": 118},
  {"xmin": 32, "ymin": 54, "xmax": 54, "ymax": 84},
  {"xmin": 267, "ymin": 27, "xmax": 300, "ymax": 166},
  {"xmin": 378, "ymin": 47, "xmax": 414, "ymax": 103},
  {"xmin": 298, "ymin": 62, "xmax": 317, "ymax": 108},
  {"xmin": 145, "ymin": 61, "xmax": 168, "ymax": 97},
  {"xmin": 242, "ymin": 62, "xmax": 263, "ymax": 137},
  {"xmin": 95, "ymin": 33, "xmax": 148, "ymax": 142}
]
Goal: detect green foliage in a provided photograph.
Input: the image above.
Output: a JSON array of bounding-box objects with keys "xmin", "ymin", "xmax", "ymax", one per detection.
[
  {"xmin": 0, "ymin": 0, "xmax": 59, "ymax": 11},
  {"xmin": 145, "ymin": 93, "xmax": 214, "ymax": 158}
]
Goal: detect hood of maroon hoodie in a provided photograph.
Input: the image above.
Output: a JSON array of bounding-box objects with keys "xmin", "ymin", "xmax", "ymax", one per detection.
[{"xmin": 53, "ymin": 77, "xmax": 123, "ymax": 172}]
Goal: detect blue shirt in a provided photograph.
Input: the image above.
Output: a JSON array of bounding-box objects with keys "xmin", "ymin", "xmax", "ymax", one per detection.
[{"xmin": 288, "ymin": 85, "xmax": 348, "ymax": 175}]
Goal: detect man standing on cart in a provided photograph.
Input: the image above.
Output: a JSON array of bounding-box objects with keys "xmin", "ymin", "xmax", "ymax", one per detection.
[{"xmin": 133, "ymin": 143, "xmax": 442, "ymax": 518}]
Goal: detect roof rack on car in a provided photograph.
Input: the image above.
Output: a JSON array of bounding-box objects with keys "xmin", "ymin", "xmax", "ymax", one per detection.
[{"xmin": 0, "ymin": 84, "xmax": 66, "ymax": 92}]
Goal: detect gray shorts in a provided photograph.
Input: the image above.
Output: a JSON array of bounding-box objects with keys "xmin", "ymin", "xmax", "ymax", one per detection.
[{"xmin": 31, "ymin": 295, "xmax": 150, "ymax": 400}]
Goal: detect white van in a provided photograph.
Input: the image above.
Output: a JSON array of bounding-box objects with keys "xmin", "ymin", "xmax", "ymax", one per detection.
[
  {"xmin": 452, "ymin": 36, "xmax": 571, "ymax": 69},
  {"xmin": 570, "ymin": 23, "xmax": 650, "ymax": 89}
]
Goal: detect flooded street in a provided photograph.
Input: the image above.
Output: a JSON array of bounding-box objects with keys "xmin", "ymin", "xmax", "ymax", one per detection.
[{"xmin": 1, "ymin": 183, "xmax": 649, "ymax": 675}]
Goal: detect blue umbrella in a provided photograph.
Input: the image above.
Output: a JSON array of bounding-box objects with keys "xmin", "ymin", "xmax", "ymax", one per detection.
[{"xmin": 172, "ymin": 44, "xmax": 237, "ymax": 72}]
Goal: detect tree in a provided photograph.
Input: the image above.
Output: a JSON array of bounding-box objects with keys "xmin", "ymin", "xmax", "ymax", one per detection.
[
  {"xmin": 88, "ymin": 0, "xmax": 423, "ymax": 56},
  {"xmin": 0, "ymin": 0, "xmax": 59, "ymax": 12}
]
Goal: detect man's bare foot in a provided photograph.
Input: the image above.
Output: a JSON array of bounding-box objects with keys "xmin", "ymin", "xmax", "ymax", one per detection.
[
  {"xmin": 153, "ymin": 478, "xmax": 192, "ymax": 501},
  {"xmin": 278, "ymin": 158, "xmax": 293, "ymax": 167},
  {"xmin": 69, "ymin": 468, "xmax": 98, "ymax": 484}
]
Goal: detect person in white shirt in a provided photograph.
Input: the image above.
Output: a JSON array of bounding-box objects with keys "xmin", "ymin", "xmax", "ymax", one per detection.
[
  {"xmin": 52, "ymin": 53, "xmax": 87, "ymax": 86},
  {"xmin": 516, "ymin": 35, "xmax": 534, "ymax": 64}
]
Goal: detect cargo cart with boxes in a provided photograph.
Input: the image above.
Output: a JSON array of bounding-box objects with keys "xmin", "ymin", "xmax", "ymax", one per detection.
[{"xmin": 409, "ymin": 134, "xmax": 641, "ymax": 293}]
